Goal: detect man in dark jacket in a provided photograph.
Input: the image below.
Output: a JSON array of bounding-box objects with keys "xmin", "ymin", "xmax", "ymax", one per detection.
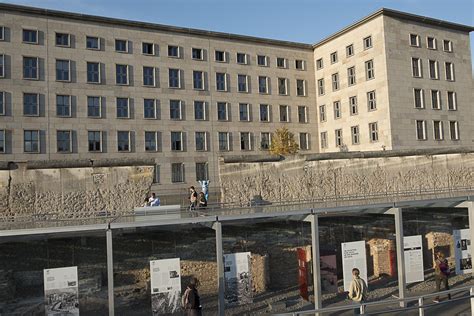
[{"xmin": 182, "ymin": 277, "xmax": 202, "ymax": 316}]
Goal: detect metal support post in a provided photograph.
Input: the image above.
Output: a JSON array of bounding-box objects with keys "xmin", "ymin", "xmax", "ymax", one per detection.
[
  {"xmin": 213, "ymin": 221, "xmax": 225, "ymax": 316},
  {"xmin": 392, "ymin": 208, "xmax": 407, "ymax": 307},
  {"xmin": 418, "ymin": 297, "xmax": 424, "ymax": 316},
  {"xmin": 470, "ymin": 287, "xmax": 474, "ymax": 316},
  {"xmin": 310, "ymin": 213, "xmax": 322, "ymax": 312},
  {"xmin": 468, "ymin": 201, "xmax": 474, "ymax": 316},
  {"xmin": 106, "ymin": 228, "xmax": 115, "ymax": 316}
]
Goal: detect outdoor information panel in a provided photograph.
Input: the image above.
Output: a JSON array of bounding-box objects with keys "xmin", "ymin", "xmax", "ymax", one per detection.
[
  {"xmin": 453, "ymin": 229, "xmax": 472, "ymax": 275},
  {"xmin": 43, "ymin": 266, "xmax": 79, "ymax": 316},
  {"xmin": 342, "ymin": 241, "xmax": 367, "ymax": 291},
  {"xmin": 403, "ymin": 235, "xmax": 424, "ymax": 283},
  {"xmin": 150, "ymin": 258, "xmax": 181, "ymax": 315},
  {"xmin": 224, "ymin": 252, "xmax": 253, "ymax": 306}
]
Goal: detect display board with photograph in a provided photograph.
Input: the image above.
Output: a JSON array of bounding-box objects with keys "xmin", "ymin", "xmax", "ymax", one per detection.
[
  {"xmin": 453, "ymin": 229, "xmax": 472, "ymax": 275},
  {"xmin": 224, "ymin": 252, "xmax": 253, "ymax": 306},
  {"xmin": 342, "ymin": 241, "xmax": 368, "ymax": 291},
  {"xmin": 403, "ymin": 235, "xmax": 424, "ymax": 283},
  {"xmin": 150, "ymin": 258, "xmax": 181, "ymax": 315},
  {"xmin": 43, "ymin": 266, "xmax": 79, "ymax": 316}
]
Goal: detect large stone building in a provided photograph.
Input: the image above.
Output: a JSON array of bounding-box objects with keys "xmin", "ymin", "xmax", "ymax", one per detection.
[{"xmin": 0, "ymin": 4, "xmax": 472, "ymax": 199}]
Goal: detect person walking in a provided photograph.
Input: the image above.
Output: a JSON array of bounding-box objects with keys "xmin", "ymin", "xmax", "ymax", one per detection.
[
  {"xmin": 348, "ymin": 268, "xmax": 368, "ymax": 315},
  {"xmin": 189, "ymin": 186, "xmax": 198, "ymax": 211},
  {"xmin": 197, "ymin": 192, "xmax": 207, "ymax": 209},
  {"xmin": 182, "ymin": 277, "xmax": 202, "ymax": 316},
  {"xmin": 433, "ymin": 251, "xmax": 451, "ymax": 303}
]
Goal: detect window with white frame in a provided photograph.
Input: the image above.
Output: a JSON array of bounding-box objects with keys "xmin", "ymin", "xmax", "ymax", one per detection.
[
  {"xmin": 431, "ymin": 90, "xmax": 441, "ymax": 109},
  {"xmin": 236, "ymin": 52, "xmax": 247, "ymax": 65},
  {"xmin": 144, "ymin": 99, "xmax": 157, "ymax": 119},
  {"xmin": 330, "ymin": 52, "xmax": 338, "ymax": 64},
  {"xmin": 260, "ymin": 132, "xmax": 271, "ymax": 150},
  {"xmin": 117, "ymin": 131, "xmax": 131, "ymax": 152},
  {"xmin": 55, "ymin": 33, "xmax": 70, "ymax": 47},
  {"xmin": 257, "ymin": 55, "xmax": 268, "ymax": 66},
  {"xmin": 216, "ymin": 72, "xmax": 227, "ymax": 91},
  {"xmin": 115, "ymin": 39, "xmax": 128, "ymax": 52},
  {"xmin": 143, "ymin": 66, "xmax": 156, "ymax": 86},
  {"xmin": 87, "ymin": 62, "xmax": 101, "ymax": 83},
  {"xmin": 317, "ymin": 78, "xmax": 324, "ymax": 95},
  {"xmin": 0, "ymin": 91, "xmax": 4, "ymax": 115},
  {"xmin": 194, "ymin": 101, "xmax": 206, "ymax": 120},
  {"xmin": 346, "ymin": 44, "xmax": 354, "ymax": 57},
  {"xmin": 153, "ymin": 165, "xmax": 160, "ymax": 183},
  {"xmin": 87, "ymin": 96, "xmax": 101, "ymax": 118},
  {"xmin": 278, "ymin": 78, "xmax": 288, "ymax": 95},
  {"xmin": 217, "ymin": 102, "xmax": 228, "ymax": 121},
  {"xmin": 23, "ymin": 29, "xmax": 38, "ymax": 44},
  {"xmin": 193, "ymin": 71, "xmax": 204, "ymax": 90},
  {"xmin": 413, "ymin": 88, "xmax": 424, "ymax": 109},
  {"xmin": 170, "ymin": 99, "xmax": 182, "ymax": 120},
  {"xmin": 56, "ymin": 59, "xmax": 70, "ymax": 81},
  {"xmin": 171, "ymin": 163, "xmax": 185, "ymax": 183},
  {"xmin": 260, "ymin": 104, "xmax": 270, "ymax": 122},
  {"xmin": 299, "ymin": 133, "xmax": 309, "ymax": 150},
  {"xmin": 333, "ymin": 101, "xmax": 341, "ymax": 119},
  {"xmin": 427, "ymin": 36, "xmax": 436, "ymax": 49},
  {"xmin": 24, "ymin": 130, "xmax": 39, "ymax": 153},
  {"xmin": 416, "ymin": 120, "xmax": 427, "ymax": 140},
  {"xmin": 171, "ymin": 131, "xmax": 183, "ymax": 151},
  {"xmin": 116, "ymin": 97, "xmax": 130, "ymax": 118},
  {"xmin": 367, "ymin": 90, "xmax": 376, "ymax": 111},
  {"xmin": 443, "ymin": 40, "xmax": 453, "ymax": 52},
  {"xmin": 56, "ymin": 130, "xmax": 72, "ymax": 153},
  {"xmin": 0, "ymin": 54, "xmax": 4, "ymax": 78},
  {"xmin": 239, "ymin": 103, "xmax": 250, "ymax": 121},
  {"xmin": 298, "ymin": 106, "xmax": 307, "ymax": 123},
  {"xmin": 295, "ymin": 59, "xmax": 305, "ymax": 70},
  {"xmin": 116, "ymin": 64, "xmax": 129, "ymax": 85},
  {"xmin": 240, "ymin": 132, "xmax": 251, "ymax": 150},
  {"xmin": 449, "ymin": 121, "xmax": 459, "ymax": 140},
  {"xmin": 319, "ymin": 105, "xmax": 326, "ymax": 122},
  {"xmin": 349, "ymin": 96, "xmax": 358, "ymax": 115},
  {"xmin": 433, "ymin": 120, "xmax": 443, "ymax": 140},
  {"xmin": 88, "ymin": 131, "xmax": 102, "ymax": 152},
  {"xmin": 410, "ymin": 34, "xmax": 420, "ymax": 47},
  {"xmin": 351, "ymin": 126, "xmax": 360, "ymax": 145},
  {"xmin": 363, "ymin": 36, "xmax": 372, "ymax": 49},
  {"xmin": 23, "ymin": 56, "xmax": 38, "ymax": 79},
  {"xmin": 335, "ymin": 129, "xmax": 343, "ymax": 147},
  {"xmin": 365, "ymin": 59, "xmax": 374, "ymax": 80},
  {"xmin": 428, "ymin": 60, "xmax": 439, "ymax": 79},
  {"xmin": 196, "ymin": 162, "xmax": 208, "ymax": 181},
  {"xmin": 320, "ymin": 131, "xmax": 327, "ymax": 149},
  {"xmin": 86, "ymin": 36, "xmax": 100, "ymax": 50},
  {"xmin": 447, "ymin": 91, "xmax": 456, "ymax": 110},
  {"xmin": 258, "ymin": 76, "xmax": 268, "ymax": 94},
  {"xmin": 237, "ymin": 74, "xmax": 248, "ymax": 92},
  {"xmin": 347, "ymin": 66, "xmax": 356, "ymax": 86},
  {"xmin": 445, "ymin": 62, "xmax": 454, "ymax": 81},
  {"xmin": 192, "ymin": 48, "xmax": 203, "ymax": 60},
  {"xmin": 411, "ymin": 58, "xmax": 422, "ymax": 78},
  {"xmin": 218, "ymin": 132, "xmax": 230, "ymax": 151},
  {"xmin": 56, "ymin": 95, "xmax": 71, "ymax": 117},
  {"xmin": 279, "ymin": 105, "xmax": 289, "ymax": 122},
  {"xmin": 195, "ymin": 132, "xmax": 207, "ymax": 151},
  {"xmin": 23, "ymin": 93, "xmax": 39, "ymax": 116},
  {"xmin": 142, "ymin": 42, "xmax": 155, "ymax": 55},
  {"xmin": 296, "ymin": 79, "xmax": 306, "ymax": 96},
  {"xmin": 316, "ymin": 58, "xmax": 323, "ymax": 70},
  {"xmin": 276, "ymin": 57, "xmax": 286, "ymax": 68},
  {"xmin": 0, "ymin": 26, "xmax": 5, "ymax": 41},
  {"xmin": 168, "ymin": 68, "xmax": 181, "ymax": 88},
  {"xmin": 369, "ymin": 122, "xmax": 378, "ymax": 142},
  {"xmin": 168, "ymin": 45, "xmax": 180, "ymax": 58},
  {"xmin": 215, "ymin": 50, "xmax": 226, "ymax": 62},
  {"xmin": 331, "ymin": 73, "xmax": 339, "ymax": 91}
]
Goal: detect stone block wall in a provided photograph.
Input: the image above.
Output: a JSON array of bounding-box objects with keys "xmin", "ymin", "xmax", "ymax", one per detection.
[{"xmin": 368, "ymin": 238, "xmax": 396, "ymax": 277}]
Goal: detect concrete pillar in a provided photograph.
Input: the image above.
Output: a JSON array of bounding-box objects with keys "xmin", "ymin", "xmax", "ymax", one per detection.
[
  {"xmin": 213, "ymin": 221, "xmax": 225, "ymax": 316},
  {"xmin": 106, "ymin": 228, "xmax": 115, "ymax": 316},
  {"xmin": 467, "ymin": 201, "xmax": 474, "ymax": 316},
  {"xmin": 387, "ymin": 208, "xmax": 406, "ymax": 307},
  {"xmin": 305, "ymin": 213, "xmax": 322, "ymax": 311}
]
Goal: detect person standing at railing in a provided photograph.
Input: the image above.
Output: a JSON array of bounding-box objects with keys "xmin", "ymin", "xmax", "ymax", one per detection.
[
  {"xmin": 149, "ymin": 193, "xmax": 160, "ymax": 207},
  {"xmin": 189, "ymin": 186, "xmax": 198, "ymax": 211},
  {"xmin": 433, "ymin": 251, "xmax": 451, "ymax": 303},
  {"xmin": 348, "ymin": 268, "xmax": 368, "ymax": 315}
]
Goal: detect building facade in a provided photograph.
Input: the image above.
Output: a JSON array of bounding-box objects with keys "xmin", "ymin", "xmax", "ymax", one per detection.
[{"xmin": 0, "ymin": 4, "xmax": 472, "ymax": 199}]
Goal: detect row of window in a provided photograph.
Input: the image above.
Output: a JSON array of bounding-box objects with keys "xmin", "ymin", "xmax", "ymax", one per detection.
[
  {"xmin": 316, "ymin": 35, "xmax": 373, "ymax": 70},
  {"xmin": 411, "ymin": 58, "xmax": 455, "ymax": 80},
  {"xmin": 0, "ymin": 27, "xmax": 307, "ymax": 69},
  {"xmin": 317, "ymin": 59, "xmax": 374, "ymax": 95},
  {"xmin": 320, "ymin": 122, "xmax": 379, "ymax": 148},
  {"xmin": 409, "ymin": 34, "xmax": 453, "ymax": 52},
  {"xmin": 318, "ymin": 90, "xmax": 377, "ymax": 122},
  {"xmin": 0, "ymin": 55, "xmax": 308, "ymax": 96},
  {"xmin": 413, "ymin": 89, "xmax": 458, "ymax": 110},
  {"xmin": 415, "ymin": 120, "xmax": 460, "ymax": 141},
  {"xmin": 0, "ymin": 92, "xmax": 310, "ymax": 123},
  {"xmin": 0, "ymin": 130, "xmax": 311, "ymax": 154}
]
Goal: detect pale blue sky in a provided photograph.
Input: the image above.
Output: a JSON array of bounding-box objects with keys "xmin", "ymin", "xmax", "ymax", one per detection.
[{"xmin": 2, "ymin": 0, "xmax": 474, "ymax": 66}]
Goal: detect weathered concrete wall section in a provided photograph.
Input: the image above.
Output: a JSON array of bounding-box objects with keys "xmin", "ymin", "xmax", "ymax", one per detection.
[
  {"xmin": 219, "ymin": 153, "xmax": 474, "ymax": 203},
  {"xmin": 0, "ymin": 165, "xmax": 154, "ymax": 219}
]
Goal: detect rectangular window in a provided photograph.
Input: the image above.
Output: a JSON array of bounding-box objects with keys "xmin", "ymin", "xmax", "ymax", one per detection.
[
  {"xmin": 0, "ymin": 54, "xmax": 4, "ymax": 78},
  {"xmin": 192, "ymin": 48, "xmax": 203, "ymax": 60},
  {"xmin": 194, "ymin": 101, "xmax": 206, "ymax": 120},
  {"xmin": 316, "ymin": 58, "xmax": 323, "ymax": 70},
  {"xmin": 449, "ymin": 121, "xmax": 459, "ymax": 140},
  {"xmin": 278, "ymin": 78, "xmax": 287, "ymax": 95},
  {"xmin": 153, "ymin": 165, "xmax": 160, "ymax": 184},
  {"xmin": 56, "ymin": 130, "xmax": 71, "ymax": 153},
  {"xmin": 433, "ymin": 120, "xmax": 443, "ymax": 140},
  {"xmin": 333, "ymin": 101, "xmax": 341, "ymax": 119},
  {"xmin": 331, "ymin": 73, "xmax": 339, "ymax": 91},
  {"xmin": 23, "ymin": 29, "xmax": 38, "ymax": 44},
  {"xmin": 299, "ymin": 133, "xmax": 309, "ymax": 150},
  {"xmin": 0, "ymin": 91, "xmax": 4, "ymax": 115},
  {"xmin": 195, "ymin": 132, "xmax": 207, "ymax": 151},
  {"xmin": 169, "ymin": 68, "xmax": 181, "ymax": 88},
  {"xmin": 117, "ymin": 131, "xmax": 131, "ymax": 152},
  {"xmin": 236, "ymin": 53, "xmax": 247, "ymax": 64},
  {"xmin": 56, "ymin": 59, "xmax": 70, "ymax": 81},
  {"xmin": 55, "ymin": 33, "xmax": 70, "ymax": 47},
  {"xmin": 369, "ymin": 122, "xmax": 379, "ymax": 142},
  {"xmin": 319, "ymin": 105, "xmax": 326, "ymax": 122},
  {"xmin": 23, "ymin": 56, "xmax": 38, "ymax": 79},
  {"xmin": 349, "ymin": 96, "xmax": 358, "ymax": 115},
  {"xmin": 239, "ymin": 103, "xmax": 249, "ymax": 121},
  {"xmin": 193, "ymin": 71, "xmax": 204, "ymax": 90},
  {"xmin": 145, "ymin": 131, "xmax": 158, "ymax": 151},
  {"xmin": 320, "ymin": 132, "xmax": 327, "ymax": 149},
  {"xmin": 427, "ymin": 37, "xmax": 436, "ymax": 49},
  {"xmin": 445, "ymin": 62, "xmax": 454, "ymax": 81},
  {"xmin": 88, "ymin": 131, "xmax": 102, "ymax": 152},
  {"xmin": 87, "ymin": 96, "xmax": 101, "ymax": 118},
  {"xmin": 346, "ymin": 44, "xmax": 354, "ymax": 57},
  {"xmin": 170, "ymin": 100, "xmax": 182, "ymax": 120},
  {"xmin": 414, "ymin": 88, "xmax": 424, "ymax": 109},
  {"xmin": 416, "ymin": 120, "xmax": 427, "ymax": 140},
  {"xmin": 215, "ymin": 50, "xmax": 226, "ymax": 62},
  {"xmin": 168, "ymin": 45, "xmax": 180, "ymax": 57},
  {"xmin": 363, "ymin": 36, "xmax": 372, "ymax": 49},
  {"xmin": 429, "ymin": 60, "xmax": 439, "ymax": 79},
  {"xmin": 279, "ymin": 105, "xmax": 289, "ymax": 122},
  {"xmin": 144, "ymin": 99, "xmax": 157, "ymax": 119},
  {"xmin": 412, "ymin": 58, "xmax": 422, "ymax": 78},
  {"xmin": 217, "ymin": 102, "xmax": 228, "ymax": 121},
  {"xmin": 257, "ymin": 55, "xmax": 268, "ymax": 66},
  {"xmin": 237, "ymin": 74, "xmax": 248, "ymax": 92},
  {"xmin": 171, "ymin": 131, "xmax": 183, "ymax": 151},
  {"xmin": 86, "ymin": 36, "xmax": 100, "ymax": 50},
  {"xmin": 260, "ymin": 132, "xmax": 271, "ymax": 150},
  {"xmin": 171, "ymin": 163, "xmax": 185, "ymax": 183},
  {"xmin": 0, "ymin": 26, "xmax": 3, "ymax": 41},
  {"xmin": 296, "ymin": 79, "xmax": 306, "ymax": 96},
  {"xmin": 443, "ymin": 40, "xmax": 453, "ymax": 52},
  {"xmin": 56, "ymin": 95, "xmax": 71, "ymax": 117},
  {"xmin": 115, "ymin": 39, "xmax": 128, "ymax": 53},
  {"xmin": 410, "ymin": 34, "xmax": 420, "ymax": 47},
  {"xmin": 330, "ymin": 52, "xmax": 338, "ymax": 64},
  {"xmin": 218, "ymin": 132, "xmax": 230, "ymax": 151},
  {"xmin": 116, "ymin": 97, "xmax": 129, "ymax": 118},
  {"xmin": 240, "ymin": 132, "xmax": 251, "ymax": 150},
  {"xmin": 367, "ymin": 90, "xmax": 376, "ymax": 111},
  {"xmin": 23, "ymin": 93, "xmax": 39, "ymax": 116},
  {"xmin": 351, "ymin": 126, "xmax": 360, "ymax": 145},
  {"xmin": 431, "ymin": 90, "xmax": 441, "ymax": 109},
  {"xmin": 335, "ymin": 129, "xmax": 343, "ymax": 147},
  {"xmin": 216, "ymin": 72, "xmax": 227, "ymax": 91},
  {"xmin": 317, "ymin": 78, "xmax": 325, "ymax": 95},
  {"xmin": 143, "ymin": 66, "xmax": 155, "ymax": 86},
  {"xmin": 260, "ymin": 104, "xmax": 270, "ymax": 122},
  {"xmin": 87, "ymin": 62, "xmax": 101, "ymax": 83},
  {"xmin": 295, "ymin": 59, "xmax": 305, "ymax": 70},
  {"xmin": 447, "ymin": 91, "xmax": 457, "ymax": 110},
  {"xmin": 347, "ymin": 66, "xmax": 356, "ymax": 86},
  {"xmin": 276, "ymin": 57, "xmax": 286, "ymax": 68},
  {"xmin": 116, "ymin": 64, "xmax": 129, "ymax": 85},
  {"xmin": 258, "ymin": 76, "xmax": 268, "ymax": 94},
  {"xmin": 24, "ymin": 130, "xmax": 39, "ymax": 153},
  {"xmin": 298, "ymin": 106, "xmax": 307, "ymax": 123},
  {"xmin": 365, "ymin": 59, "xmax": 374, "ymax": 80},
  {"xmin": 196, "ymin": 163, "xmax": 209, "ymax": 181},
  {"xmin": 142, "ymin": 42, "xmax": 155, "ymax": 55}
]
